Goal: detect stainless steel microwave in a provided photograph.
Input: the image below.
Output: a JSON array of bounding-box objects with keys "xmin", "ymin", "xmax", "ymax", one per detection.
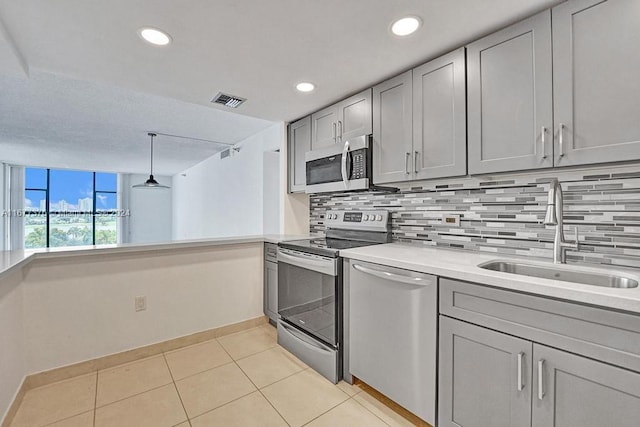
[{"xmin": 305, "ymin": 135, "xmax": 372, "ymax": 194}]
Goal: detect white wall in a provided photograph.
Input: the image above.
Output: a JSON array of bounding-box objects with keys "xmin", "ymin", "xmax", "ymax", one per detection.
[
  {"xmin": 121, "ymin": 174, "xmax": 173, "ymax": 244},
  {"xmin": 172, "ymin": 123, "xmax": 282, "ymax": 240},
  {"xmin": 0, "ymin": 270, "xmax": 25, "ymax": 422},
  {"xmin": 263, "ymin": 151, "xmax": 280, "ymax": 234},
  {"xmin": 20, "ymin": 243, "xmax": 263, "ymax": 374}
]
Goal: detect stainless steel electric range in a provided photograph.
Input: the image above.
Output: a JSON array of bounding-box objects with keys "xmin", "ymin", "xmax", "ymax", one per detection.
[{"xmin": 276, "ymin": 209, "xmax": 391, "ymax": 383}]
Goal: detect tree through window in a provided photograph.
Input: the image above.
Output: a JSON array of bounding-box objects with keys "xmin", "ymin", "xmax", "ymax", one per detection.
[{"xmin": 24, "ymin": 168, "xmax": 118, "ymax": 248}]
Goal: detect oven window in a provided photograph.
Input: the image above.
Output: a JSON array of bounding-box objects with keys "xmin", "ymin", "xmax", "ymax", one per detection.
[
  {"xmin": 306, "ymin": 154, "xmax": 343, "ymax": 185},
  {"xmin": 278, "ymin": 262, "xmax": 337, "ymax": 346}
]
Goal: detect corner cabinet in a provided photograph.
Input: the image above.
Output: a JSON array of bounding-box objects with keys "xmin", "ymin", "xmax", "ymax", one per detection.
[
  {"xmin": 288, "ymin": 116, "xmax": 311, "ymax": 193},
  {"xmin": 552, "ymin": 0, "xmax": 640, "ymax": 167},
  {"xmin": 439, "ymin": 278, "xmax": 640, "ymax": 427},
  {"xmin": 373, "ymin": 48, "xmax": 466, "ymax": 185},
  {"xmin": 311, "ymin": 89, "xmax": 372, "ymax": 150},
  {"xmin": 467, "ymin": 10, "xmax": 553, "ymax": 174}
]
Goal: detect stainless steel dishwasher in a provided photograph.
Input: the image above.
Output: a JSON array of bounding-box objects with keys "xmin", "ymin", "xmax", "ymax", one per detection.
[{"xmin": 348, "ymin": 259, "xmax": 437, "ymax": 425}]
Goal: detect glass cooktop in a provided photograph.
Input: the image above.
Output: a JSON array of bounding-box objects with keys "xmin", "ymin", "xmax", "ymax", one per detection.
[{"xmin": 278, "ymin": 238, "xmax": 381, "ymax": 257}]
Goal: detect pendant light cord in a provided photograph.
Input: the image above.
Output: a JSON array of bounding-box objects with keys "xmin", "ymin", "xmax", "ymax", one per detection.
[{"xmin": 148, "ymin": 132, "xmax": 157, "ymax": 176}]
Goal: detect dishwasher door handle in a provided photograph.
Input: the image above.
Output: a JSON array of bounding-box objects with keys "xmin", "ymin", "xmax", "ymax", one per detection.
[{"xmin": 352, "ymin": 263, "xmax": 434, "ymax": 287}]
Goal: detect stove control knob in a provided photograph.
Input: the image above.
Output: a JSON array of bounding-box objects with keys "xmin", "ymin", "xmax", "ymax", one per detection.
[
  {"xmin": 370, "ymin": 216, "xmax": 376, "ymax": 222},
  {"xmin": 376, "ymin": 215, "xmax": 383, "ymax": 221},
  {"xmin": 363, "ymin": 215, "xmax": 369, "ymax": 221},
  {"xmin": 329, "ymin": 214, "xmax": 335, "ymax": 220}
]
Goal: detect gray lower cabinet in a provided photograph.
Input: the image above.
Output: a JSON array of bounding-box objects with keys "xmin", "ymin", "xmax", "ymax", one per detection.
[
  {"xmin": 264, "ymin": 243, "xmax": 278, "ymax": 322},
  {"xmin": 532, "ymin": 344, "xmax": 640, "ymax": 427},
  {"xmin": 467, "ymin": 10, "xmax": 553, "ymax": 174},
  {"xmin": 372, "ymin": 48, "xmax": 466, "ymax": 185},
  {"xmin": 439, "ymin": 317, "xmax": 532, "ymax": 427},
  {"xmin": 311, "ymin": 89, "xmax": 372, "ymax": 150},
  {"xmin": 440, "ymin": 278, "xmax": 640, "ymax": 427},
  {"xmin": 288, "ymin": 116, "xmax": 311, "ymax": 193},
  {"xmin": 552, "ymin": 0, "xmax": 640, "ymax": 167}
]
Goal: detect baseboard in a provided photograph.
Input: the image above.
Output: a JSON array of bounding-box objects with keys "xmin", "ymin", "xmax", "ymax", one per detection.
[
  {"xmin": 1, "ymin": 315, "xmax": 268, "ymax": 427},
  {"xmin": 1, "ymin": 379, "xmax": 27, "ymax": 427}
]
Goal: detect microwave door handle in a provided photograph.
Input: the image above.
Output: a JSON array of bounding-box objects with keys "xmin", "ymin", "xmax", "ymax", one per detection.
[{"xmin": 341, "ymin": 140, "xmax": 350, "ymax": 189}]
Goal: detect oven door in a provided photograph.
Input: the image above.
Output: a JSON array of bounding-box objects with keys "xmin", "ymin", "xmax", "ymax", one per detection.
[{"xmin": 277, "ymin": 248, "xmax": 340, "ymax": 347}]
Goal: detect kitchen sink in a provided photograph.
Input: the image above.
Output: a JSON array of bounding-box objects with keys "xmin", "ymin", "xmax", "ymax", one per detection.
[{"xmin": 478, "ymin": 260, "xmax": 639, "ymax": 289}]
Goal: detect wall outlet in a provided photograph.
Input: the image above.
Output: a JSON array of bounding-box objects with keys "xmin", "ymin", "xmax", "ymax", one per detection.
[
  {"xmin": 442, "ymin": 214, "xmax": 461, "ymax": 227},
  {"xmin": 135, "ymin": 296, "xmax": 147, "ymax": 312}
]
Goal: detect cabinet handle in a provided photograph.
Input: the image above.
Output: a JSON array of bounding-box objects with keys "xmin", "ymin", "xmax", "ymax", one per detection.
[
  {"xmin": 558, "ymin": 124, "xmax": 565, "ymax": 157},
  {"xmin": 338, "ymin": 120, "xmax": 343, "ymax": 141},
  {"xmin": 517, "ymin": 352, "xmax": 525, "ymax": 391},
  {"xmin": 541, "ymin": 127, "xmax": 547, "ymax": 159},
  {"xmin": 537, "ymin": 359, "xmax": 545, "ymax": 400},
  {"xmin": 405, "ymin": 152, "xmax": 411, "ymax": 174},
  {"xmin": 333, "ymin": 122, "xmax": 337, "ymax": 143},
  {"xmin": 414, "ymin": 151, "xmax": 419, "ymax": 174}
]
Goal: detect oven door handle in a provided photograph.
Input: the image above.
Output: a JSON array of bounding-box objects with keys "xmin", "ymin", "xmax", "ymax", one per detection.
[
  {"xmin": 341, "ymin": 140, "xmax": 350, "ymax": 189},
  {"xmin": 279, "ymin": 321, "xmax": 334, "ymax": 354},
  {"xmin": 352, "ymin": 263, "xmax": 435, "ymax": 287},
  {"xmin": 278, "ymin": 250, "xmax": 337, "ymax": 276}
]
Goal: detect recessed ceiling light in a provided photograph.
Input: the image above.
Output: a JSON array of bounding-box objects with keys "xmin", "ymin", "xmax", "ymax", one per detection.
[
  {"xmin": 138, "ymin": 27, "xmax": 172, "ymax": 46},
  {"xmin": 391, "ymin": 16, "xmax": 421, "ymax": 37},
  {"xmin": 296, "ymin": 82, "xmax": 316, "ymax": 93}
]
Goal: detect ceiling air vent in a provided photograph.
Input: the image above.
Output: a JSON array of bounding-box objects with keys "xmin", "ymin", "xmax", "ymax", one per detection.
[
  {"xmin": 211, "ymin": 92, "xmax": 246, "ymax": 108},
  {"xmin": 220, "ymin": 149, "xmax": 230, "ymax": 159}
]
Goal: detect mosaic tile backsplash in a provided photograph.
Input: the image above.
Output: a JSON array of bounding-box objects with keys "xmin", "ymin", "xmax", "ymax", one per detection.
[{"xmin": 310, "ymin": 164, "xmax": 640, "ymax": 269}]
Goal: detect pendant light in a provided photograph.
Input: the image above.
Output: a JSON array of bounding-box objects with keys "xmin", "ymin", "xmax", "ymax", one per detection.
[{"xmin": 132, "ymin": 132, "xmax": 170, "ymax": 189}]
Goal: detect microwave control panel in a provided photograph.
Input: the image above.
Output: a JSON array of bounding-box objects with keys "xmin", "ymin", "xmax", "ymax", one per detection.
[{"xmin": 351, "ymin": 149, "xmax": 367, "ymax": 180}]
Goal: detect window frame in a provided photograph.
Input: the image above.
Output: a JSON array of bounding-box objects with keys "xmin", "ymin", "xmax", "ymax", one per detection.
[{"xmin": 25, "ymin": 168, "xmax": 117, "ymax": 248}]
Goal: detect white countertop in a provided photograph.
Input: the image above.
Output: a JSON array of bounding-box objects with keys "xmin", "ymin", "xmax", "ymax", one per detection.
[
  {"xmin": 0, "ymin": 234, "xmax": 308, "ymax": 281},
  {"xmin": 340, "ymin": 243, "xmax": 640, "ymax": 314}
]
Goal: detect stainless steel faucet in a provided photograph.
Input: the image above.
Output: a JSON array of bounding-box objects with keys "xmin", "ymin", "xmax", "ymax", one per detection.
[{"xmin": 544, "ymin": 179, "xmax": 579, "ymax": 264}]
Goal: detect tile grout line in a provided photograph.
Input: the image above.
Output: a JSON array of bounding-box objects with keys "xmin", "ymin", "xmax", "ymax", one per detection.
[
  {"xmin": 350, "ymin": 394, "xmax": 394, "ymax": 427},
  {"xmin": 161, "ymin": 352, "xmax": 191, "ymax": 427},
  {"xmin": 217, "ymin": 334, "xmax": 291, "ymax": 427}
]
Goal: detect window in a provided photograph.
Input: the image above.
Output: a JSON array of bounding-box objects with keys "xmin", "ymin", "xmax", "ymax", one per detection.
[{"xmin": 24, "ymin": 168, "xmax": 118, "ymax": 248}]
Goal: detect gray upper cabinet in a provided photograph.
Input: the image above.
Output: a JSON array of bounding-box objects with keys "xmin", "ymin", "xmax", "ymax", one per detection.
[
  {"xmin": 311, "ymin": 89, "xmax": 372, "ymax": 150},
  {"xmin": 552, "ymin": 0, "xmax": 640, "ymax": 167},
  {"xmin": 338, "ymin": 89, "xmax": 372, "ymax": 142},
  {"xmin": 373, "ymin": 49, "xmax": 466, "ymax": 185},
  {"xmin": 532, "ymin": 344, "xmax": 640, "ymax": 427},
  {"xmin": 467, "ymin": 11, "xmax": 553, "ymax": 174},
  {"xmin": 288, "ymin": 116, "xmax": 311, "ymax": 193},
  {"xmin": 373, "ymin": 70, "xmax": 413, "ymax": 184},
  {"xmin": 413, "ymin": 48, "xmax": 467, "ymax": 180},
  {"xmin": 311, "ymin": 106, "xmax": 338, "ymax": 150},
  {"xmin": 439, "ymin": 316, "xmax": 532, "ymax": 427}
]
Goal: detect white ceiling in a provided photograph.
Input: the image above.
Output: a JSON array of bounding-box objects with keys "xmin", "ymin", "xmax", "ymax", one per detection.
[
  {"xmin": 0, "ymin": 70, "xmax": 274, "ymax": 175},
  {"xmin": 0, "ymin": 0, "xmax": 562, "ymax": 173}
]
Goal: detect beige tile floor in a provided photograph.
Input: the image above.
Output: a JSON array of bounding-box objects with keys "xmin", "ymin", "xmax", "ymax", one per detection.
[{"xmin": 9, "ymin": 324, "xmax": 416, "ymax": 427}]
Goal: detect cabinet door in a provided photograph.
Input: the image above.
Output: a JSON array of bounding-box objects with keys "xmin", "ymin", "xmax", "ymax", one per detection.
[
  {"xmin": 439, "ymin": 317, "xmax": 532, "ymax": 427},
  {"xmin": 311, "ymin": 105, "xmax": 338, "ymax": 150},
  {"xmin": 337, "ymin": 89, "xmax": 372, "ymax": 143},
  {"xmin": 264, "ymin": 261, "xmax": 278, "ymax": 322},
  {"xmin": 372, "ymin": 71, "xmax": 413, "ymax": 184},
  {"xmin": 532, "ymin": 344, "xmax": 640, "ymax": 427},
  {"xmin": 553, "ymin": 0, "xmax": 640, "ymax": 167},
  {"xmin": 413, "ymin": 48, "xmax": 467, "ymax": 180},
  {"xmin": 467, "ymin": 11, "xmax": 553, "ymax": 174},
  {"xmin": 288, "ymin": 116, "xmax": 311, "ymax": 193}
]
